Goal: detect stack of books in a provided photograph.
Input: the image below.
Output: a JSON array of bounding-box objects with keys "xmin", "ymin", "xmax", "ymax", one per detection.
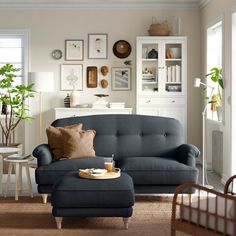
[
  {"xmin": 142, "ymin": 73, "xmax": 156, "ymax": 83},
  {"xmin": 166, "ymin": 65, "xmax": 181, "ymax": 83},
  {"xmin": 109, "ymin": 102, "xmax": 125, "ymax": 109},
  {"xmin": 92, "ymin": 100, "xmax": 108, "ymax": 109}
]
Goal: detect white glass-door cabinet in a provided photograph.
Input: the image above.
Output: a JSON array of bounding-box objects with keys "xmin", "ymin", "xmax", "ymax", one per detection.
[{"xmin": 136, "ymin": 36, "xmax": 187, "ymax": 139}]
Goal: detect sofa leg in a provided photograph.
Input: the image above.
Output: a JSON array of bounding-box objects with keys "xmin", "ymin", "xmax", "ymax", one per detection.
[
  {"xmin": 55, "ymin": 217, "xmax": 63, "ymax": 229},
  {"xmin": 171, "ymin": 227, "xmax": 176, "ymax": 236},
  {"xmin": 42, "ymin": 194, "xmax": 48, "ymax": 204},
  {"xmin": 123, "ymin": 217, "xmax": 130, "ymax": 229}
]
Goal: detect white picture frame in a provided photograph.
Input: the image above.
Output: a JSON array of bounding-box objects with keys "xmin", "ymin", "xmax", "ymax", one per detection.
[
  {"xmin": 65, "ymin": 40, "xmax": 84, "ymax": 61},
  {"xmin": 61, "ymin": 64, "xmax": 83, "ymax": 91},
  {"xmin": 88, "ymin": 33, "xmax": 108, "ymax": 59},
  {"xmin": 111, "ymin": 67, "xmax": 131, "ymax": 91}
]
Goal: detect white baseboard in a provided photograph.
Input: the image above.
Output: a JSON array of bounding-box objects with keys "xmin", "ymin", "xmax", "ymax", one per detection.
[{"xmin": 221, "ymin": 174, "xmax": 230, "ymax": 185}]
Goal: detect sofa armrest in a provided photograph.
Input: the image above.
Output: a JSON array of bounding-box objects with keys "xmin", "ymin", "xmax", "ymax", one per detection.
[
  {"xmin": 32, "ymin": 144, "xmax": 54, "ymax": 167},
  {"xmin": 176, "ymin": 144, "xmax": 200, "ymax": 167}
]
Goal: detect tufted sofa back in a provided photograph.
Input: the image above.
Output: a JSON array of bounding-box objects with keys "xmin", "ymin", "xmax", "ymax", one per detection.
[{"xmin": 51, "ymin": 114, "xmax": 184, "ymax": 161}]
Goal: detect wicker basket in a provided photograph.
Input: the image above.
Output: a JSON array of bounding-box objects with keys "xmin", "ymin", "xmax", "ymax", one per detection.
[{"xmin": 148, "ymin": 18, "xmax": 170, "ymax": 36}]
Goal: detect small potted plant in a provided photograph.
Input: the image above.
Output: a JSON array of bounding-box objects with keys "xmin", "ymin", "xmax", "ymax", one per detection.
[
  {"xmin": 205, "ymin": 67, "xmax": 224, "ymax": 121},
  {"xmin": 0, "ymin": 64, "xmax": 35, "ymax": 146}
]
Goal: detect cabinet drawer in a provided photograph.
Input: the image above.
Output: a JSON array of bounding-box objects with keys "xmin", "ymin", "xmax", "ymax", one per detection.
[{"xmin": 138, "ymin": 97, "xmax": 185, "ymax": 105}]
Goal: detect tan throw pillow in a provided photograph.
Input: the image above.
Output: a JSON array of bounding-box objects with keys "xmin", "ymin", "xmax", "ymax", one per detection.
[
  {"xmin": 60, "ymin": 128, "xmax": 96, "ymax": 159},
  {"xmin": 46, "ymin": 123, "xmax": 83, "ymax": 160}
]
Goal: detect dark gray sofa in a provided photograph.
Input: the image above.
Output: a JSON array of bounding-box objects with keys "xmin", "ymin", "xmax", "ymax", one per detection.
[{"xmin": 33, "ymin": 114, "xmax": 199, "ymax": 199}]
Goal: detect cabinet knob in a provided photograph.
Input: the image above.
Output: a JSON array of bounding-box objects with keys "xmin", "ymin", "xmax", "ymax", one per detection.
[
  {"xmin": 172, "ymin": 100, "xmax": 175, "ymax": 103},
  {"xmin": 146, "ymin": 100, "xmax": 151, "ymax": 103}
]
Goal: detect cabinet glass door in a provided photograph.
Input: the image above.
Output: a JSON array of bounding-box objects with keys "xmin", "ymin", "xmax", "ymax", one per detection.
[
  {"xmin": 141, "ymin": 44, "xmax": 159, "ymax": 94},
  {"xmin": 165, "ymin": 43, "xmax": 182, "ymax": 93}
]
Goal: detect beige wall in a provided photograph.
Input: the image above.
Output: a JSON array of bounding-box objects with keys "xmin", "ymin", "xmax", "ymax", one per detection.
[
  {"xmin": 201, "ymin": 0, "xmax": 236, "ymax": 182},
  {"xmin": 0, "ymin": 8, "xmax": 201, "ymax": 153}
]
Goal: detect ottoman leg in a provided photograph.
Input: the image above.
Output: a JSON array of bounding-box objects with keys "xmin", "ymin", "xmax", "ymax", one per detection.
[
  {"xmin": 42, "ymin": 194, "xmax": 48, "ymax": 204},
  {"xmin": 123, "ymin": 217, "xmax": 130, "ymax": 229},
  {"xmin": 55, "ymin": 217, "xmax": 63, "ymax": 229}
]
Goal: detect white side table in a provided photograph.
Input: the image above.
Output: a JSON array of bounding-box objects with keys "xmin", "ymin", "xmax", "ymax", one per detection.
[
  {"xmin": 0, "ymin": 147, "xmax": 20, "ymax": 195},
  {"xmin": 4, "ymin": 155, "xmax": 34, "ymax": 200}
]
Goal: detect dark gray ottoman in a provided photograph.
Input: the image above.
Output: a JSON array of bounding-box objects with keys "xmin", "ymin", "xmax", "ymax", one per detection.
[{"xmin": 51, "ymin": 172, "xmax": 135, "ymax": 229}]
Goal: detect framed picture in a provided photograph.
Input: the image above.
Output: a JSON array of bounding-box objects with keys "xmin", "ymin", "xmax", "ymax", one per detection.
[
  {"xmin": 65, "ymin": 40, "xmax": 84, "ymax": 61},
  {"xmin": 61, "ymin": 64, "xmax": 83, "ymax": 91},
  {"xmin": 111, "ymin": 67, "xmax": 131, "ymax": 91},
  {"xmin": 86, "ymin": 66, "xmax": 98, "ymax": 88},
  {"xmin": 88, "ymin": 33, "xmax": 108, "ymax": 59}
]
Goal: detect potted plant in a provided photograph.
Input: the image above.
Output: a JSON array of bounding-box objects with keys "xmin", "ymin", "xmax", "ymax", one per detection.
[
  {"xmin": 205, "ymin": 67, "xmax": 224, "ymax": 121},
  {"xmin": 0, "ymin": 64, "xmax": 35, "ymax": 146}
]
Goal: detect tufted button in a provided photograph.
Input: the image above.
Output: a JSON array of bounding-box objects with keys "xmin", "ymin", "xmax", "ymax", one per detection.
[{"xmin": 164, "ymin": 133, "xmax": 167, "ymax": 137}]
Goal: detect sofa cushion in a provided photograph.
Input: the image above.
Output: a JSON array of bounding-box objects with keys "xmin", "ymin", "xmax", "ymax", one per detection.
[
  {"xmin": 51, "ymin": 115, "xmax": 184, "ymax": 161},
  {"xmin": 35, "ymin": 156, "xmax": 105, "ymax": 185},
  {"xmin": 117, "ymin": 157, "xmax": 198, "ymax": 185},
  {"xmin": 46, "ymin": 124, "xmax": 83, "ymax": 160},
  {"xmin": 60, "ymin": 129, "xmax": 96, "ymax": 159}
]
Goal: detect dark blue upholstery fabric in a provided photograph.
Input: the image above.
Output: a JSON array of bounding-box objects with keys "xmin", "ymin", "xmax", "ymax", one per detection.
[
  {"xmin": 33, "ymin": 144, "xmax": 53, "ymax": 166},
  {"xmin": 51, "ymin": 172, "xmax": 134, "ymax": 208},
  {"xmin": 176, "ymin": 144, "xmax": 200, "ymax": 166},
  {"xmin": 35, "ymin": 157, "xmax": 105, "ymax": 185},
  {"xmin": 51, "ymin": 114, "xmax": 184, "ymax": 161},
  {"xmin": 33, "ymin": 114, "xmax": 199, "ymax": 194},
  {"xmin": 52, "ymin": 207, "xmax": 133, "ymax": 218},
  {"xmin": 118, "ymin": 157, "xmax": 198, "ymax": 185}
]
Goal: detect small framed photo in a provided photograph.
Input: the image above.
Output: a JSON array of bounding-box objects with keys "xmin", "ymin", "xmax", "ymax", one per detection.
[
  {"xmin": 61, "ymin": 64, "xmax": 83, "ymax": 91},
  {"xmin": 88, "ymin": 33, "xmax": 108, "ymax": 59},
  {"xmin": 87, "ymin": 66, "xmax": 98, "ymax": 88},
  {"xmin": 65, "ymin": 40, "xmax": 84, "ymax": 61},
  {"xmin": 111, "ymin": 67, "xmax": 131, "ymax": 91}
]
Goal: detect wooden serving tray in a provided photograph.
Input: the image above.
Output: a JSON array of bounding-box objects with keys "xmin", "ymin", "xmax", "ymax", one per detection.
[{"xmin": 79, "ymin": 168, "xmax": 121, "ymax": 180}]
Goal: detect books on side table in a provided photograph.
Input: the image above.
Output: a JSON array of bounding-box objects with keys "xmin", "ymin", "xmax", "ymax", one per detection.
[{"xmin": 7, "ymin": 154, "xmax": 31, "ymax": 160}]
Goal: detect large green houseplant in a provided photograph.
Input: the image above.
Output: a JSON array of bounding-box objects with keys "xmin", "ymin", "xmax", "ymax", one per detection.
[
  {"xmin": 0, "ymin": 64, "xmax": 35, "ymax": 146},
  {"xmin": 205, "ymin": 67, "xmax": 224, "ymax": 120}
]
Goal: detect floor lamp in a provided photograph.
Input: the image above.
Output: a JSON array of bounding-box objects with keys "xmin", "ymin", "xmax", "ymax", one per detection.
[
  {"xmin": 194, "ymin": 78, "xmax": 214, "ymax": 187},
  {"xmin": 28, "ymin": 72, "xmax": 54, "ymax": 143}
]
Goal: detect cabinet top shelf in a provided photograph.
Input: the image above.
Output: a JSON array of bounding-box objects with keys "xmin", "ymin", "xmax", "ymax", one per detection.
[
  {"xmin": 165, "ymin": 58, "xmax": 182, "ymax": 61},
  {"xmin": 142, "ymin": 59, "xmax": 158, "ymax": 61}
]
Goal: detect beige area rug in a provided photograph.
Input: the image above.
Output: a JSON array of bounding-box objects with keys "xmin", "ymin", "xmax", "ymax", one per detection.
[{"xmin": 0, "ymin": 196, "xmax": 188, "ymax": 236}]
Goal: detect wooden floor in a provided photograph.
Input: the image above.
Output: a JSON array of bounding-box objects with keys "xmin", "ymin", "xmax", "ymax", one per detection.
[{"xmin": 196, "ymin": 163, "xmax": 224, "ymax": 192}]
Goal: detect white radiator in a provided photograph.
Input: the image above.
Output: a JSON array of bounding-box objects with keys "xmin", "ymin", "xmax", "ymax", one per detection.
[{"xmin": 212, "ymin": 130, "xmax": 223, "ymax": 176}]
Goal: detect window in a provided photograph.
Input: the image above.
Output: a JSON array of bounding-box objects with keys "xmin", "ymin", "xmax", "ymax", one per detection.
[
  {"xmin": 206, "ymin": 20, "xmax": 223, "ymax": 121},
  {"xmin": 232, "ymin": 12, "xmax": 236, "ymax": 173},
  {"xmin": 0, "ymin": 30, "xmax": 29, "ymax": 144},
  {"xmin": 0, "ymin": 37, "xmax": 22, "ymax": 86},
  {"xmin": 0, "ymin": 30, "xmax": 29, "ymax": 87}
]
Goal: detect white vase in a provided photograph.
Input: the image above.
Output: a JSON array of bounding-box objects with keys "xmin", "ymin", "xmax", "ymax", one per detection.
[
  {"xmin": 172, "ymin": 17, "xmax": 183, "ymax": 36},
  {"xmin": 216, "ymin": 107, "xmax": 222, "ymax": 122},
  {"xmin": 70, "ymin": 89, "xmax": 79, "ymax": 107}
]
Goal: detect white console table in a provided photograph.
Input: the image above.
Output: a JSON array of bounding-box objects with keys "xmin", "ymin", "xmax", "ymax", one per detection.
[{"xmin": 54, "ymin": 108, "xmax": 133, "ymax": 119}]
